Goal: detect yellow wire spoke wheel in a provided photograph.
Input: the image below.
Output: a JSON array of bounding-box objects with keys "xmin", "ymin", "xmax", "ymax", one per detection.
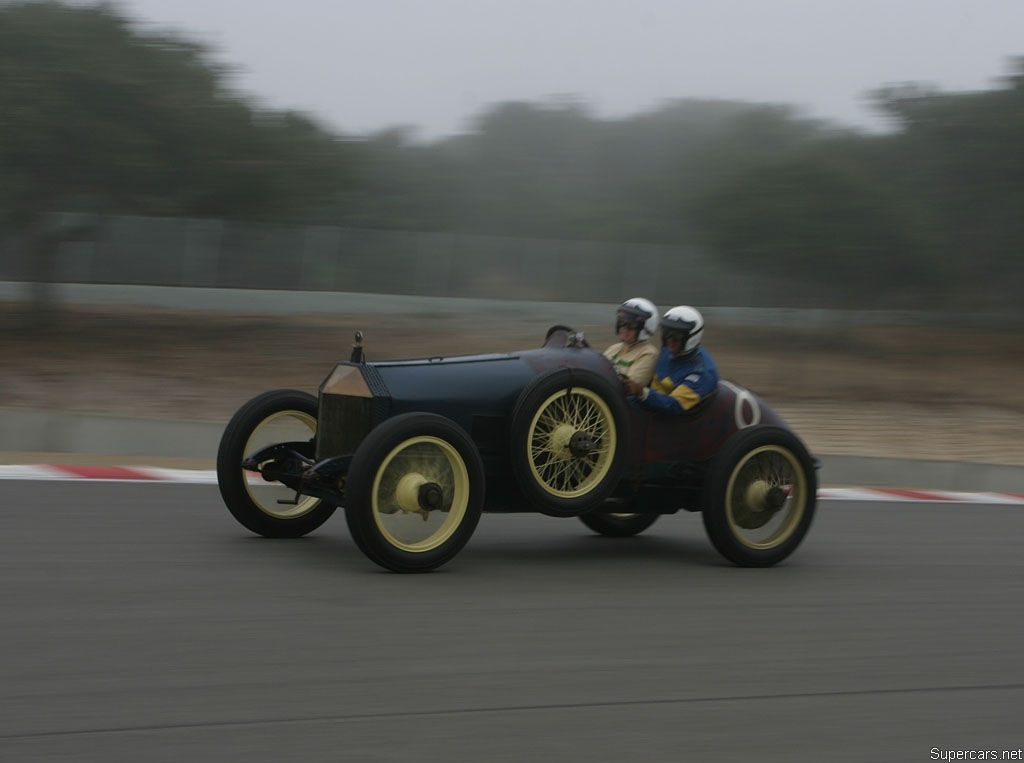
[
  {"xmin": 579, "ymin": 503, "xmax": 661, "ymax": 537},
  {"xmin": 526, "ymin": 387, "xmax": 616, "ymax": 499},
  {"xmin": 703, "ymin": 426, "xmax": 817, "ymax": 567},
  {"xmin": 724, "ymin": 445, "xmax": 808, "ymax": 549},
  {"xmin": 369, "ymin": 436, "xmax": 470, "ymax": 553},
  {"xmin": 241, "ymin": 408, "xmax": 321, "ymax": 520},
  {"xmin": 511, "ymin": 368, "xmax": 628, "ymax": 517},
  {"xmin": 217, "ymin": 390, "xmax": 336, "ymax": 538},
  {"xmin": 345, "ymin": 413, "xmax": 484, "ymax": 573}
]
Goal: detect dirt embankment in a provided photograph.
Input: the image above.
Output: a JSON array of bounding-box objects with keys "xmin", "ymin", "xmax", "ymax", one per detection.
[{"xmin": 3, "ymin": 303, "xmax": 1023, "ymax": 465}]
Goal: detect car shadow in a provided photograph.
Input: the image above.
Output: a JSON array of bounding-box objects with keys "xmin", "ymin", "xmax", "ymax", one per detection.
[
  {"xmin": 214, "ymin": 506, "xmax": 828, "ymax": 575},
  {"xmin": 458, "ymin": 531, "xmax": 727, "ymax": 568}
]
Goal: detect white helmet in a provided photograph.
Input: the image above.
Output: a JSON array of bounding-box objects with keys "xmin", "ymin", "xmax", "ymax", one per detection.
[
  {"xmin": 660, "ymin": 305, "xmax": 704, "ymax": 354},
  {"xmin": 615, "ymin": 297, "xmax": 659, "ymax": 342}
]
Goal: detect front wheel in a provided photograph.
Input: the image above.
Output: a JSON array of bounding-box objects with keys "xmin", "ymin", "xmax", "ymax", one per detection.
[
  {"xmin": 344, "ymin": 413, "xmax": 485, "ymax": 573},
  {"xmin": 217, "ymin": 389, "xmax": 335, "ymax": 538},
  {"xmin": 701, "ymin": 426, "xmax": 817, "ymax": 567}
]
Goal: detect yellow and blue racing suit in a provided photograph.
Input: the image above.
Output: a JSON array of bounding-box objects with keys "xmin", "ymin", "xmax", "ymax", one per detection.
[{"xmin": 632, "ymin": 345, "xmax": 720, "ymax": 414}]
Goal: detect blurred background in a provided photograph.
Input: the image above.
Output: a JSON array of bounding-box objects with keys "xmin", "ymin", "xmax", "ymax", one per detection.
[{"xmin": 2, "ymin": 1, "xmax": 1024, "ymax": 321}]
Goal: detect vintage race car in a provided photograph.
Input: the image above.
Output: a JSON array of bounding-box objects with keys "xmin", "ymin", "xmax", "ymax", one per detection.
[{"xmin": 217, "ymin": 326, "xmax": 819, "ymax": 573}]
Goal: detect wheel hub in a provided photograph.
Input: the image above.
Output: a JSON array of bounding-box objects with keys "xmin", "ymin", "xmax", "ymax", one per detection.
[
  {"xmin": 550, "ymin": 424, "xmax": 577, "ymax": 455},
  {"xmin": 744, "ymin": 480, "xmax": 787, "ymax": 513},
  {"xmin": 392, "ymin": 472, "xmax": 446, "ymax": 519},
  {"xmin": 418, "ymin": 482, "xmax": 445, "ymax": 511},
  {"xmin": 765, "ymin": 486, "xmax": 787, "ymax": 511},
  {"xmin": 568, "ymin": 431, "xmax": 598, "ymax": 457},
  {"xmin": 735, "ymin": 480, "xmax": 788, "ymax": 530}
]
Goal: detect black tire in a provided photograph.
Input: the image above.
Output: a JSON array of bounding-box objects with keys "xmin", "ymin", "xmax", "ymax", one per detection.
[
  {"xmin": 579, "ymin": 507, "xmax": 660, "ymax": 537},
  {"xmin": 701, "ymin": 426, "xmax": 817, "ymax": 567},
  {"xmin": 509, "ymin": 368, "xmax": 628, "ymax": 517},
  {"xmin": 344, "ymin": 412, "xmax": 485, "ymax": 573},
  {"xmin": 217, "ymin": 389, "xmax": 335, "ymax": 538}
]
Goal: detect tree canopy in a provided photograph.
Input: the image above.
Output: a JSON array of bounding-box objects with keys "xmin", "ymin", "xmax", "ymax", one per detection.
[
  {"xmin": 0, "ymin": 0, "xmax": 351, "ymax": 229},
  {"xmin": 3, "ymin": 2, "xmax": 1023, "ymax": 311}
]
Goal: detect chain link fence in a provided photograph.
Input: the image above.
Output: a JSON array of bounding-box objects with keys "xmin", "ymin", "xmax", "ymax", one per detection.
[{"xmin": 0, "ymin": 213, "xmax": 906, "ymax": 310}]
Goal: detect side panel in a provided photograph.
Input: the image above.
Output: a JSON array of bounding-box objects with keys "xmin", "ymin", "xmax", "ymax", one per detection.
[
  {"xmin": 314, "ymin": 345, "xmax": 627, "ymax": 511},
  {"xmin": 374, "ymin": 346, "xmax": 619, "ymax": 434},
  {"xmin": 634, "ymin": 380, "xmax": 792, "ymax": 465},
  {"xmin": 610, "ymin": 381, "xmax": 796, "ymax": 512},
  {"xmin": 381, "ymin": 355, "xmax": 537, "ymax": 429}
]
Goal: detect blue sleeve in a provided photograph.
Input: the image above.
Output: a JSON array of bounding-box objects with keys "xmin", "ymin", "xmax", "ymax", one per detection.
[{"xmin": 630, "ymin": 389, "xmax": 684, "ymax": 415}]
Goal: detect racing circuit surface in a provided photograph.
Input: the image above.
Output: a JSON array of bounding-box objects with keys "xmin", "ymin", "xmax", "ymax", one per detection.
[{"xmin": 2, "ymin": 481, "xmax": 1022, "ymax": 761}]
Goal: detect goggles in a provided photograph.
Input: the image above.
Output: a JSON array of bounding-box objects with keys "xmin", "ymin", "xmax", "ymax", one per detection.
[{"xmin": 615, "ymin": 311, "xmax": 646, "ymax": 331}]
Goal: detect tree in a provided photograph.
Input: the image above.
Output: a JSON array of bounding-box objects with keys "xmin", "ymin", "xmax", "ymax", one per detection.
[
  {"xmin": 869, "ymin": 60, "xmax": 1024, "ymax": 306},
  {"xmin": 693, "ymin": 151, "xmax": 937, "ymax": 306},
  {"xmin": 0, "ymin": 1, "xmax": 352, "ymax": 326}
]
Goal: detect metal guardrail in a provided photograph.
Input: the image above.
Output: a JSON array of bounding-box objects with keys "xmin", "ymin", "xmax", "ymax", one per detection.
[
  {"xmin": 0, "ymin": 215, "xmax": 867, "ymax": 310},
  {"xmin": 2, "ymin": 281, "xmax": 1016, "ymax": 329},
  {"xmin": 4, "ymin": 216, "xmax": 1021, "ymax": 318}
]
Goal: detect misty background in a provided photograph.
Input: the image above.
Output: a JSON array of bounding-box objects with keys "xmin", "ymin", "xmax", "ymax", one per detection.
[{"xmin": 2, "ymin": 1, "xmax": 1024, "ymax": 321}]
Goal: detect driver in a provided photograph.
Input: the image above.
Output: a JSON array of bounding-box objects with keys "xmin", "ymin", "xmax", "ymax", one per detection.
[
  {"xmin": 603, "ymin": 297, "xmax": 659, "ymax": 387},
  {"xmin": 623, "ymin": 305, "xmax": 719, "ymax": 414}
]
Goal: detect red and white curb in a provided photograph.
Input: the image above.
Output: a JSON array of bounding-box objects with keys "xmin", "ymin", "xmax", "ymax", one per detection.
[
  {"xmin": 0, "ymin": 464, "xmax": 220, "ymax": 483},
  {"xmin": 1, "ymin": 464, "xmax": 1023, "ymax": 504},
  {"xmin": 819, "ymin": 487, "xmax": 1024, "ymax": 505}
]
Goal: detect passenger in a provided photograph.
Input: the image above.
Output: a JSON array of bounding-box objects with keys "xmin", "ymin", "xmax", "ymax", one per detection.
[
  {"xmin": 622, "ymin": 305, "xmax": 720, "ymax": 414},
  {"xmin": 603, "ymin": 297, "xmax": 659, "ymax": 387}
]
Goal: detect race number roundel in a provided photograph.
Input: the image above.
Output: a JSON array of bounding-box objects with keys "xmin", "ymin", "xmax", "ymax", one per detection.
[{"xmin": 720, "ymin": 381, "xmax": 761, "ymax": 429}]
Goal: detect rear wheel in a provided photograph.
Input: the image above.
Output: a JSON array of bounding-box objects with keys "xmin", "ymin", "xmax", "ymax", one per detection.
[
  {"xmin": 702, "ymin": 426, "xmax": 816, "ymax": 566},
  {"xmin": 344, "ymin": 413, "xmax": 484, "ymax": 573},
  {"xmin": 579, "ymin": 508, "xmax": 660, "ymax": 538},
  {"xmin": 217, "ymin": 390, "xmax": 335, "ymax": 538}
]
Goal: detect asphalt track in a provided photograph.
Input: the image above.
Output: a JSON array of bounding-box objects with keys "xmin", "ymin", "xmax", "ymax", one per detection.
[{"xmin": 2, "ymin": 481, "xmax": 1022, "ymax": 762}]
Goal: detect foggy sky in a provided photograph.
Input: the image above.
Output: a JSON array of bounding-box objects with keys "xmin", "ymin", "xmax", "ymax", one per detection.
[{"xmin": 109, "ymin": 0, "xmax": 1024, "ymax": 139}]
